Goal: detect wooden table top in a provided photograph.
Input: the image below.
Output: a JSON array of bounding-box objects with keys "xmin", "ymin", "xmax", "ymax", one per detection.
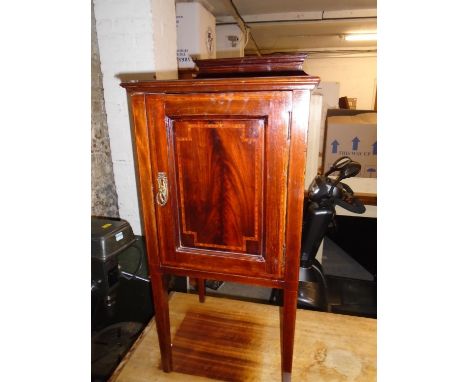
[{"xmin": 110, "ymin": 292, "xmax": 376, "ymax": 382}]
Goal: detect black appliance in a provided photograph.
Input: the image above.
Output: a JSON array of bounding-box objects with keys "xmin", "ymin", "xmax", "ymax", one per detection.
[
  {"xmin": 91, "ymin": 218, "xmax": 136, "ymax": 316},
  {"xmin": 91, "ymin": 217, "xmax": 153, "ymax": 382}
]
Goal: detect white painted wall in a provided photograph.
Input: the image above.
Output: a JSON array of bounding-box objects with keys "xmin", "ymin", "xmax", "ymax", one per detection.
[
  {"xmin": 305, "ymin": 94, "xmax": 324, "ymax": 189},
  {"xmin": 303, "ymin": 55, "xmax": 377, "ymax": 110},
  {"xmin": 93, "ymin": 0, "xmax": 178, "ymax": 235},
  {"xmin": 152, "ymin": 0, "xmax": 178, "ymax": 79}
]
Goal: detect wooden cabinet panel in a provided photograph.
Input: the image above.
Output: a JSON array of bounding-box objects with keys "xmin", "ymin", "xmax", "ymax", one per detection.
[
  {"xmin": 146, "ymin": 92, "xmax": 291, "ymax": 278},
  {"xmin": 174, "ymin": 119, "xmax": 263, "ymax": 254}
]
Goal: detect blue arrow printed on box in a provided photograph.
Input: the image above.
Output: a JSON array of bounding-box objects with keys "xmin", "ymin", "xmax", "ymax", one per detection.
[
  {"xmin": 352, "ymin": 137, "xmax": 360, "ymax": 151},
  {"xmin": 331, "ymin": 140, "xmax": 339, "ymax": 154}
]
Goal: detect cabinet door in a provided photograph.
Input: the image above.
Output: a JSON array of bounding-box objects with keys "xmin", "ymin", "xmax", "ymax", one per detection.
[{"xmin": 146, "ymin": 92, "xmax": 292, "ymax": 279}]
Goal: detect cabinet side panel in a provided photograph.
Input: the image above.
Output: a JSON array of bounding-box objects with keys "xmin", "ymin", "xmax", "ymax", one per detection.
[
  {"xmin": 130, "ymin": 94, "xmax": 161, "ymax": 270},
  {"xmin": 145, "ymin": 96, "xmax": 181, "ymax": 266},
  {"xmin": 284, "ymin": 90, "xmax": 311, "ymax": 286}
]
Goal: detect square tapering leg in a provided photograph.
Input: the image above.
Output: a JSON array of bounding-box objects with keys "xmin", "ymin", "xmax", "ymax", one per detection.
[
  {"xmin": 197, "ymin": 278, "xmax": 206, "ymax": 303},
  {"xmin": 150, "ymin": 273, "xmax": 173, "ymax": 372},
  {"xmin": 281, "ymin": 288, "xmax": 298, "ymax": 381}
]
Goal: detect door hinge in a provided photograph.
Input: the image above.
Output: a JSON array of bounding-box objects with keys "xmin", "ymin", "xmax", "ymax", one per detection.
[{"xmin": 287, "ymin": 111, "xmax": 292, "ymax": 140}]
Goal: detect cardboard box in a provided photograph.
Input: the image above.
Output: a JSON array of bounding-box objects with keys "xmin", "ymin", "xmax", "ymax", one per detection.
[
  {"xmin": 216, "ymin": 24, "xmax": 244, "ymax": 58},
  {"xmin": 324, "ymin": 113, "xmax": 377, "ymax": 178},
  {"xmin": 176, "ymin": 2, "xmax": 216, "ymax": 69}
]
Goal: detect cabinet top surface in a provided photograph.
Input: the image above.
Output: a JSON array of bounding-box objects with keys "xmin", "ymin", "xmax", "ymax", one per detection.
[{"xmin": 120, "ymin": 75, "xmax": 320, "ymax": 93}]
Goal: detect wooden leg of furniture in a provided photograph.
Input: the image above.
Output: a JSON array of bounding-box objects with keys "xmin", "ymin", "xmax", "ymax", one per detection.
[
  {"xmin": 150, "ymin": 272, "xmax": 173, "ymax": 372},
  {"xmin": 197, "ymin": 278, "xmax": 206, "ymax": 303},
  {"xmin": 281, "ymin": 288, "xmax": 298, "ymax": 382}
]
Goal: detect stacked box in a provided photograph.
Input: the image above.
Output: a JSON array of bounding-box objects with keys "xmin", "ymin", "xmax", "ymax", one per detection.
[
  {"xmin": 324, "ymin": 113, "xmax": 377, "ymax": 178},
  {"xmin": 176, "ymin": 2, "xmax": 216, "ymax": 69}
]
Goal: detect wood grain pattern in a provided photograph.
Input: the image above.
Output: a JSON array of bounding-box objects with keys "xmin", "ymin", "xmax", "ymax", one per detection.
[
  {"xmin": 193, "ymin": 54, "xmax": 309, "ymax": 78},
  {"xmin": 129, "ymin": 94, "xmax": 163, "ymax": 275},
  {"xmin": 150, "ymin": 273, "xmax": 173, "ymax": 372},
  {"xmin": 280, "ymin": 289, "xmax": 299, "ymax": 381},
  {"xmin": 197, "ymin": 278, "xmax": 205, "ymax": 303},
  {"xmin": 171, "ymin": 309, "xmax": 263, "ymax": 381},
  {"xmin": 110, "ymin": 293, "xmax": 377, "ymax": 382},
  {"xmin": 145, "ymin": 91, "xmax": 292, "ymax": 279},
  {"xmin": 121, "ymin": 75, "xmax": 320, "ymax": 94},
  {"xmin": 161, "ymin": 265, "xmax": 284, "ymax": 288},
  {"xmin": 122, "ymin": 72, "xmax": 319, "ymax": 381},
  {"xmin": 174, "ymin": 119, "xmax": 263, "ymax": 254},
  {"xmin": 279, "ymin": 90, "xmax": 311, "ymax": 379},
  {"xmin": 284, "ymin": 90, "xmax": 311, "ymax": 286}
]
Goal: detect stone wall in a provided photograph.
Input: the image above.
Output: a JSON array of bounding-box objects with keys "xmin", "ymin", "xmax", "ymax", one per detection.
[
  {"xmin": 91, "ymin": 4, "xmax": 119, "ymax": 218},
  {"xmin": 93, "ymin": 0, "xmax": 160, "ymax": 235}
]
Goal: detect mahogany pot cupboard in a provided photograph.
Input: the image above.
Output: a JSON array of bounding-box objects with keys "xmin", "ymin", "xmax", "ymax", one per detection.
[{"xmin": 121, "ymin": 55, "xmax": 320, "ymax": 381}]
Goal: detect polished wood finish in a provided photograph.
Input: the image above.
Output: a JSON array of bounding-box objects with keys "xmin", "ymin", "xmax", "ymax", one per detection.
[
  {"xmin": 145, "ymin": 91, "xmax": 291, "ymax": 279},
  {"xmin": 177, "ymin": 68, "xmax": 196, "ymax": 79},
  {"xmin": 197, "ymin": 278, "xmax": 205, "ymax": 303},
  {"xmin": 281, "ymin": 289, "xmax": 298, "ymax": 381},
  {"xmin": 193, "ymin": 53, "xmax": 309, "ymax": 78},
  {"xmin": 279, "ymin": 90, "xmax": 312, "ymax": 378},
  {"xmin": 121, "ymin": 75, "xmax": 319, "ymax": 93},
  {"xmin": 150, "ymin": 273, "xmax": 172, "ymax": 372},
  {"xmin": 174, "ymin": 119, "xmax": 262, "ymax": 254},
  {"xmin": 110, "ymin": 293, "xmax": 377, "ymax": 382},
  {"xmin": 122, "ymin": 70, "xmax": 319, "ymax": 381},
  {"xmin": 162, "ymin": 265, "xmax": 284, "ymax": 288}
]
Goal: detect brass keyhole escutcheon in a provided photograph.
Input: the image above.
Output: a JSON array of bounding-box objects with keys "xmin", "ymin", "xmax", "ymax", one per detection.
[{"xmin": 156, "ymin": 172, "xmax": 168, "ymax": 206}]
